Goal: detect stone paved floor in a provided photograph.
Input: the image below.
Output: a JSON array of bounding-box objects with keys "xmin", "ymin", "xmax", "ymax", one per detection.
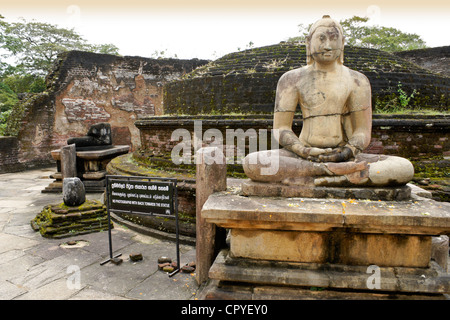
[{"xmin": 0, "ymin": 168, "xmax": 200, "ymax": 300}]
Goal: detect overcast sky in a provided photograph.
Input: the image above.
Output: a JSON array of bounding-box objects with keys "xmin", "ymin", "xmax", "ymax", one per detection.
[{"xmin": 2, "ymin": 0, "xmax": 449, "ymax": 60}]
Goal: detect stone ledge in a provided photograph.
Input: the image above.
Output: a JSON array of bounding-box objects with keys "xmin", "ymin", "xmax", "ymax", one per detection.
[
  {"xmin": 241, "ymin": 180, "xmax": 412, "ymax": 201},
  {"xmin": 51, "ymin": 145, "xmax": 130, "ymax": 160},
  {"xmin": 136, "ymin": 114, "xmax": 450, "ymax": 131},
  {"xmin": 200, "ymin": 280, "xmax": 448, "ymax": 300},
  {"xmin": 208, "ymin": 250, "xmax": 450, "ymax": 294},
  {"xmin": 202, "ymin": 192, "xmax": 450, "ymax": 235}
]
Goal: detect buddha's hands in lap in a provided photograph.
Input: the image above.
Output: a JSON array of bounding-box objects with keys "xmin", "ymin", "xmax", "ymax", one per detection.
[
  {"xmin": 314, "ymin": 146, "xmax": 353, "ymax": 163},
  {"xmin": 291, "ymin": 145, "xmax": 353, "ymax": 163}
]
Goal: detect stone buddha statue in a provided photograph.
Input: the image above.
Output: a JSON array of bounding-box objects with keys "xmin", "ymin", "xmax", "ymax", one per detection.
[
  {"xmin": 243, "ymin": 15, "xmax": 414, "ymax": 188},
  {"xmin": 67, "ymin": 122, "xmax": 113, "ymax": 151}
]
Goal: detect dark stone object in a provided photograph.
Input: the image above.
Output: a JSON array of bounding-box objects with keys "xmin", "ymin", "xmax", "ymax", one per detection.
[
  {"xmin": 181, "ymin": 265, "xmax": 195, "ymax": 273},
  {"xmin": 63, "ymin": 177, "xmax": 86, "ymax": 207},
  {"xmin": 158, "ymin": 262, "xmax": 171, "ymax": 270},
  {"xmin": 157, "ymin": 256, "xmax": 172, "ymax": 263},
  {"xmin": 162, "ymin": 266, "xmax": 174, "ymax": 273},
  {"xmin": 111, "ymin": 257, "xmax": 123, "ymax": 265},
  {"xmin": 129, "ymin": 253, "xmax": 143, "ymax": 262},
  {"xmin": 67, "ymin": 122, "xmax": 112, "ymax": 150}
]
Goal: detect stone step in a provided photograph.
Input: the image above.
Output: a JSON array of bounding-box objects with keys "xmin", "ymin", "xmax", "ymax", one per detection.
[{"xmin": 208, "ymin": 249, "xmax": 450, "ymax": 294}]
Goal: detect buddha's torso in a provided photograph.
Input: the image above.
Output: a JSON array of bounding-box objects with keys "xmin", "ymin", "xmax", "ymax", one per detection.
[{"xmin": 297, "ymin": 66, "xmax": 353, "ymax": 148}]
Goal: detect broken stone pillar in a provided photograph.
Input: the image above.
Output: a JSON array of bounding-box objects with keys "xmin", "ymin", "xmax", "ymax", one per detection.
[
  {"xmin": 60, "ymin": 144, "xmax": 77, "ymax": 179},
  {"xmin": 195, "ymin": 147, "xmax": 227, "ymax": 285}
]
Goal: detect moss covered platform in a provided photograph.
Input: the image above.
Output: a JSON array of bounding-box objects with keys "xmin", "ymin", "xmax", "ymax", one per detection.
[{"xmin": 31, "ymin": 199, "xmax": 111, "ymax": 239}]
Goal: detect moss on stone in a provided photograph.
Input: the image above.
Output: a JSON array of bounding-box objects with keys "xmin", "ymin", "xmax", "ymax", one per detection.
[
  {"xmin": 31, "ymin": 199, "xmax": 110, "ymax": 238},
  {"xmin": 164, "ymin": 43, "xmax": 448, "ymax": 115}
]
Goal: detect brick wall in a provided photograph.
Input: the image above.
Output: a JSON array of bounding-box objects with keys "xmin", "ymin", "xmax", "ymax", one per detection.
[
  {"xmin": 164, "ymin": 43, "xmax": 449, "ymax": 115},
  {"xmin": 49, "ymin": 51, "xmax": 208, "ymax": 151},
  {"xmin": 0, "ymin": 137, "xmax": 24, "ymax": 173},
  {"xmin": 5, "ymin": 51, "xmax": 208, "ymax": 171},
  {"xmin": 135, "ymin": 114, "xmax": 449, "ymax": 177}
]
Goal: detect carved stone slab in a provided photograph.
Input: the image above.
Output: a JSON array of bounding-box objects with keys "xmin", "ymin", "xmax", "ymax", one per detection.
[{"xmin": 241, "ymin": 179, "xmax": 412, "ymax": 201}]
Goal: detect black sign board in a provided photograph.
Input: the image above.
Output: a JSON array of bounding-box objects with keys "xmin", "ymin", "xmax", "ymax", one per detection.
[
  {"xmin": 108, "ymin": 179, "xmax": 174, "ymax": 216},
  {"xmin": 101, "ymin": 175, "xmax": 180, "ymax": 277}
]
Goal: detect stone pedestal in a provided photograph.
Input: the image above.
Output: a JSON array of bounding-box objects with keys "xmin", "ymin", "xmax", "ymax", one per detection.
[
  {"xmin": 201, "ymin": 190, "xmax": 450, "ymax": 299},
  {"xmin": 43, "ymin": 145, "xmax": 130, "ymax": 193},
  {"xmin": 31, "ymin": 200, "xmax": 110, "ymax": 239},
  {"xmin": 242, "ymin": 179, "xmax": 412, "ymax": 201}
]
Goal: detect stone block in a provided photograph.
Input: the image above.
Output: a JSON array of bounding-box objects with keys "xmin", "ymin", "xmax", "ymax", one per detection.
[
  {"xmin": 209, "ymin": 250, "xmax": 450, "ymax": 294},
  {"xmin": 241, "ymin": 179, "xmax": 412, "ymax": 201},
  {"xmin": 230, "ymin": 229, "xmax": 327, "ymax": 263},
  {"xmin": 82, "ymin": 170, "xmax": 107, "ymax": 180},
  {"xmin": 229, "ymin": 229, "xmax": 432, "ymax": 267},
  {"xmin": 202, "ymin": 281, "xmax": 448, "ymax": 300},
  {"xmin": 202, "ymin": 192, "xmax": 450, "ymax": 236}
]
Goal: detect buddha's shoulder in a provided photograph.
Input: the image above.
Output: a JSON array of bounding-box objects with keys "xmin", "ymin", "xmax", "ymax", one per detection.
[
  {"xmin": 278, "ymin": 66, "xmax": 307, "ymax": 83},
  {"xmin": 344, "ymin": 66, "xmax": 371, "ymax": 86}
]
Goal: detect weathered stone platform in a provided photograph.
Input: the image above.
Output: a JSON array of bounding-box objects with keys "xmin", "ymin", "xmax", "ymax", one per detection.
[
  {"xmin": 241, "ymin": 179, "xmax": 412, "ymax": 201},
  {"xmin": 43, "ymin": 145, "xmax": 129, "ymax": 193},
  {"xmin": 201, "ymin": 191, "xmax": 450, "ymax": 298},
  {"xmin": 201, "ymin": 278, "xmax": 448, "ymax": 300},
  {"xmin": 205, "ymin": 250, "xmax": 449, "ymax": 298}
]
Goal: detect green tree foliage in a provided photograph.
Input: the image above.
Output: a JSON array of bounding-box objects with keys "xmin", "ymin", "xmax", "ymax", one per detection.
[
  {"xmin": 0, "ymin": 82, "xmax": 18, "ymax": 113},
  {"xmin": 0, "ymin": 16, "xmax": 119, "ymax": 76},
  {"xmin": 3, "ymin": 74, "xmax": 46, "ymax": 94},
  {"xmin": 0, "ymin": 82, "xmax": 19, "ymax": 134},
  {"xmin": 0, "ymin": 14, "xmax": 120, "ymax": 135},
  {"xmin": 288, "ymin": 16, "xmax": 427, "ymax": 52}
]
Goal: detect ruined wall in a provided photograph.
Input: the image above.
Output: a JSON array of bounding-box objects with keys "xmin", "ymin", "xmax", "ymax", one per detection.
[
  {"xmin": 6, "ymin": 92, "xmax": 57, "ymax": 169},
  {"xmin": 6, "ymin": 51, "xmax": 208, "ymax": 170},
  {"xmin": 164, "ymin": 43, "xmax": 449, "ymax": 114},
  {"xmin": 0, "ymin": 137, "xmax": 23, "ymax": 173},
  {"xmin": 49, "ymin": 51, "xmax": 208, "ymax": 150},
  {"xmin": 135, "ymin": 114, "xmax": 449, "ymax": 179}
]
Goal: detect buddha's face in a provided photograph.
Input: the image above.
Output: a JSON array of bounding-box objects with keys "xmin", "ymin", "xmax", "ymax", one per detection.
[{"xmin": 309, "ymin": 26, "xmax": 343, "ymax": 64}]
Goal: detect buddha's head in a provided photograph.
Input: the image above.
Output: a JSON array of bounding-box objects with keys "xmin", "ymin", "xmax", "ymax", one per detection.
[{"xmin": 306, "ymin": 15, "xmax": 345, "ymax": 65}]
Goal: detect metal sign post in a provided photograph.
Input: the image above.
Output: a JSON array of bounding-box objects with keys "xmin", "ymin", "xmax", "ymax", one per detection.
[{"xmin": 101, "ymin": 175, "xmax": 180, "ymax": 277}]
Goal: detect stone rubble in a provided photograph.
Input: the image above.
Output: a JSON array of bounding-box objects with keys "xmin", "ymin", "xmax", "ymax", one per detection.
[{"xmin": 157, "ymin": 256, "xmax": 196, "ymax": 274}]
